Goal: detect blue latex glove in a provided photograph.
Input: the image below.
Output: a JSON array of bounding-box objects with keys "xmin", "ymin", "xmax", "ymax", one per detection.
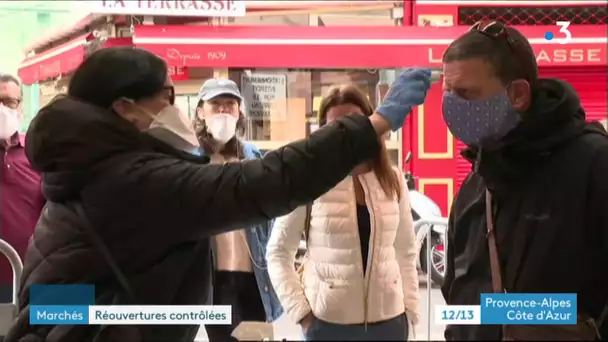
[{"xmin": 376, "ymin": 68, "xmax": 432, "ymax": 131}]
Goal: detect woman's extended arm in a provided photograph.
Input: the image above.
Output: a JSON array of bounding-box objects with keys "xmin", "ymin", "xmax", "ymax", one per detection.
[
  {"xmin": 103, "ymin": 115, "xmax": 380, "ymax": 240},
  {"xmin": 96, "ymin": 69, "xmax": 432, "ymax": 240},
  {"xmin": 266, "ymin": 206, "xmax": 312, "ymax": 324}
]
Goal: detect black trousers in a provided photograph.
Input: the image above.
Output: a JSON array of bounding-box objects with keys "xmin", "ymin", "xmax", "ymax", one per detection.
[
  {"xmin": 206, "ymin": 271, "xmax": 266, "ymax": 342},
  {"xmin": 0, "ymin": 284, "xmax": 12, "ymax": 303}
]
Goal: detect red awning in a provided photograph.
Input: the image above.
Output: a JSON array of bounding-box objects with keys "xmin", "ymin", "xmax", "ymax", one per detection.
[
  {"xmin": 18, "ymin": 33, "xmax": 91, "ymax": 85},
  {"xmin": 102, "ymin": 37, "xmax": 134, "ymax": 49},
  {"xmin": 133, "ymin": 24, "xmax": 607, "ymax": 68}
]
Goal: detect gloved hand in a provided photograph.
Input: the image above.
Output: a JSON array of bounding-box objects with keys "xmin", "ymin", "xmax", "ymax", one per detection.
[{"xmin": 376, "ymin": 68, "xmax": 432, "ymax": 131}]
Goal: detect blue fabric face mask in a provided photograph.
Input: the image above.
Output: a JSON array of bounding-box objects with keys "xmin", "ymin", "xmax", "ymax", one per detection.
[{"xmin": 442, "ymin": 91, "xmax": 521, "ymax": 148}]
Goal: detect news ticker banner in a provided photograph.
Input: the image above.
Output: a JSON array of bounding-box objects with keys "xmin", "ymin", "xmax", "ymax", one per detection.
[
  {"xmin": 31, "ymin": 305, "xmax": 231, "ymax": 325},
  {"xmin": 29, "ymin": 285, "xmax": 231, "ymax": 325},
  {"xmin": 435, "ymin": 293, "xmax": 576, "ymax": 325}
]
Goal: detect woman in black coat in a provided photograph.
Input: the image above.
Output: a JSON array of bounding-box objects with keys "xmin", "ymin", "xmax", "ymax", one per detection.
[{"xmin": 5, "ymin": 47, "xmax": 430, "ymax": 342}]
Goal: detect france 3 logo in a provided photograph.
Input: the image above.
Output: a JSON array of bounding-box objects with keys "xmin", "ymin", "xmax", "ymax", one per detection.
[{"xmin": 544, "ymin": 21, "xmax": 572, "ymax": 45}]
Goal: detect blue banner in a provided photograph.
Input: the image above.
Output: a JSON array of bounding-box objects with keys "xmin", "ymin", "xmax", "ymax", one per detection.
[
  {"xmin": 30, "ymin": 305, "xmax": 89, "ymax": 325},
  {"xmin": 30, "ymin": 284, "xmax": 95, "ymax": 306},
  {"xmin": 480, "ymin": 293, "xmax": 577, "ymax": 325}
]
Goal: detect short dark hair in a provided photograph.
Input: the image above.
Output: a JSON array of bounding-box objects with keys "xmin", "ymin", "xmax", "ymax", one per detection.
[
  {"xmin": 68, "ymin": 47, "xmax": 168, "ymax": 109},
  {"xmin": 0, "ymin": 73, "xmax": 23, "ymax": 97},
  {"xmin": 443, "ymin": 25, "xmax": 538, "ymax": 86},
  {"xmin": 0, "ymin": 73, "xmax": 21, "ymax": 87}
]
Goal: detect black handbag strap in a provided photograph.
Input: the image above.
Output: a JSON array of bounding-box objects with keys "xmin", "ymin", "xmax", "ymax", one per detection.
[
  {"xmin": 75, "ymin": 204, "xmax": 135, "ymax": 302},
  {"xmin": 302, "ymin": 204, "xmax": 312, "ymax": 243}
]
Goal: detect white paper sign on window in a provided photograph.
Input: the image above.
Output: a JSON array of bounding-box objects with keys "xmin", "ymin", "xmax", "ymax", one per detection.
[
  {"xmin": 240, "ymin": 73, "xmax": 287, "ymax": 121},
  {"xmin": 418, "ymin": 15, "xmax": 454, "ymax": 27}
]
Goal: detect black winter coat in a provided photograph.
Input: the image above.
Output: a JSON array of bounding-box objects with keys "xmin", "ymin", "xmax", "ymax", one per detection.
[
  {"xmin": 5, "ymin": 97, "xmax": 380, "ymax": 342},
  {"xmin": 442, "ymin": 79, "xmax": 608, "ymax": 341}
]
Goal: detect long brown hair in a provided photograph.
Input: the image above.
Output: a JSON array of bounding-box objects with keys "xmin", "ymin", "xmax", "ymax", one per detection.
[
  {"xmin": 192, "ymin": 99, "xmax": 247, "ymax": 159},
  {"xmin": 318, "ymin": 84, "xmax": 401, "ymax": 200}
]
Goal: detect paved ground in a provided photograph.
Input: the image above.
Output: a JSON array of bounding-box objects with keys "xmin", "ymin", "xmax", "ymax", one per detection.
[{"xmin": 194, "ymin": 276, "xmax": 447, "ymax": 341}]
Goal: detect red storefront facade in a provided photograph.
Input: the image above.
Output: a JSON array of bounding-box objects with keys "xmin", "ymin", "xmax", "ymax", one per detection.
[
  {"xmin": 17, "ymin": 1, "xmax": 607, "ymax": 215},
  {"xmin": 409, "ymin": 0, "xmax": 607, "ymax": 214}
]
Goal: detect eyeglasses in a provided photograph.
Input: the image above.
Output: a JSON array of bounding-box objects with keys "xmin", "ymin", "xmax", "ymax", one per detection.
[
  {"xmin": 469, "ymin": 20, "xmax": 531, "ymax": 83},
  {"xmin": 0, "ymin": 97, "xmax": 21, "ymax": 109},
  {"xmin": 164, "ymin": 86, "xmax": 175, "ymax": 105}
]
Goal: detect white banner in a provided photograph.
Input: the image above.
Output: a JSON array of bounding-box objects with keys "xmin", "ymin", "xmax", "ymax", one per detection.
[
  {"xmin": 88, "ymin": 305, "xmax": 232, "ymax": 325},
  {"xmin": 89, "ymin": 0, "xmax": 246, "ymax": 17},
  {"xmin": 240, "ymin": 73, "xmax": 287, "ymax": 121}
]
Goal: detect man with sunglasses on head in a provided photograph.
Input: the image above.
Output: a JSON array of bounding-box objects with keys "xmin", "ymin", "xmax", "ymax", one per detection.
[
  {"xmin": 440, "ymin": 21, "xmax": 608, "ymax": 340},
  {"xmin": 0, "ymin": 73, "xmax": 45, "ymax": 303}
]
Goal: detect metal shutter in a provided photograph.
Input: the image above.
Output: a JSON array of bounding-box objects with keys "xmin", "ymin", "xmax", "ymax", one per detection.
[
  {"xmin": 540, "ymin": 67, "xmax": 607, "ymax": 123},
  {"xmin": 454, "ymin": 140, "xmax": 472, "ymax": 191}
]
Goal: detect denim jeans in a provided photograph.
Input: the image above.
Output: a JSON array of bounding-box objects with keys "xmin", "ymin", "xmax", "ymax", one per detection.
[{"xmin": 304, "ymin": 313, "xmax": 408, "ymax": 341}]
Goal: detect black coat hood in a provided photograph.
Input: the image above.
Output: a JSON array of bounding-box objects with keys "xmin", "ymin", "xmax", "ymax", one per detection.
[
  {"xmin": 25, "ymin": 96, "xmax": 203, "ymax": 202},
  {"xmin": 25, "ymin": 97, "xmax": 145, "ymax": 201}
]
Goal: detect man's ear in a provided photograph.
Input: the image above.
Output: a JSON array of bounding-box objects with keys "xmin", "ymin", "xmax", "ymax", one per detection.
[{"xmin": 509, "ymin": 79, "xmax": 531, "ymax": 112}]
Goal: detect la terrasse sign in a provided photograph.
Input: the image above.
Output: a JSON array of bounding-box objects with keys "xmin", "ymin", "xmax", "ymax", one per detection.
[{"xmin": 92, "ymin": 0, "xmax": 246, "ymax": 17}]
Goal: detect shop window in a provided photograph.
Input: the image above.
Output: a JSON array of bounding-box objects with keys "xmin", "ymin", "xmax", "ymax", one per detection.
[
  {"xmin": 227, "ymin": 68, "xmax": 401, "ymax": 150},
  {"xmin": 175, "ymin": 94, "xmax": 201, "ymax": 119}
]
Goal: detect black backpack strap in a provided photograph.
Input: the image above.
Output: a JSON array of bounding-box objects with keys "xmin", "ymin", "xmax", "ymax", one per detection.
[
  {"xmin": 303, "ymin": 204, "xmax": 312, "ymax": 243},
  {"xmin": 74, "ymin": 204, "xmax": 135, "ymax": 302}
]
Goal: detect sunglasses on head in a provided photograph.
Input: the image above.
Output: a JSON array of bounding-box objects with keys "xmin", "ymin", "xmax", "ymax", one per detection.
[{"xmin": 469, "ymin": 20, "xmax": 530, "ymax": 83}]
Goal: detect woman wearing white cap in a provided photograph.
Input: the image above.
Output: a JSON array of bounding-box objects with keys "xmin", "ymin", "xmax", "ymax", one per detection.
[{"xmin": 193, "ymin": 78, "xmax": 283, "ymax": 341}]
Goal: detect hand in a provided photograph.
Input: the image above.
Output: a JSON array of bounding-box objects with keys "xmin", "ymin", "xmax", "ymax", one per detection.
[
  {"xmin": 375, "ymin": 68, "xmax": 432, "ymax": 131},
  {"xmin": 300, "ymin": 313, "xmax": 314, "ymax": 332}
]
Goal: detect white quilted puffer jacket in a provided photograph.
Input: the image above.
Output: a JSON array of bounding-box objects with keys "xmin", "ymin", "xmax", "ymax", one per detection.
[{"xmin": 266, "ymin": 168, "xmax": 419, "ymax": 327}]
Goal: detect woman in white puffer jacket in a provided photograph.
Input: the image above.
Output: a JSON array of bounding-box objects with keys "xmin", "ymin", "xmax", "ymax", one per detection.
[{"xmin": 266, "ymin": 85, "xmax": 419, "ymax": 341}]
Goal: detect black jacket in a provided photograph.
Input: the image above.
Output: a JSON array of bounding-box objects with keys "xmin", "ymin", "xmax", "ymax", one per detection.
[
  {"xmin": 442, "ymin": 79, "xmax": 608, "ymax": 341},
  {"xmin": 5, "ymin": 97, "xmax": 380, "ymax": 342}
]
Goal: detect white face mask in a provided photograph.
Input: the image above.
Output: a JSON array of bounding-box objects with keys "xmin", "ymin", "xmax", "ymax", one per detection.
[
  {"xmin": 205, "ymin": 113, "xmax": 238, "ymax": 144},
  {"xmin": 139, "ymin": 104, "xmax": 200, "ymax": 154},
  {"xmin": 0, "ymin": 104, "xmax": 20, "ymax": 140}
]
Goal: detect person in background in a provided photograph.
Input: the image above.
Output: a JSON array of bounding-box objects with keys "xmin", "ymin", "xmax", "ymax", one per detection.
[
  {"xmin": 441, "ymin": 21, "xmax": 608, "ymax": 340},
  {"xmin": 193, "ymin": 79, "xmax": 283, "ymax": 341},
  {"xmin": 266, "ymin": 85, "xmax": 419, "ymax": 341},
  {"xmin": 0, "ymin": 73, "xmax": 45, "ymax": 303},
  {"xmin": 5, "ymin": 46, "xmax": 431, "ymax": 342}
]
